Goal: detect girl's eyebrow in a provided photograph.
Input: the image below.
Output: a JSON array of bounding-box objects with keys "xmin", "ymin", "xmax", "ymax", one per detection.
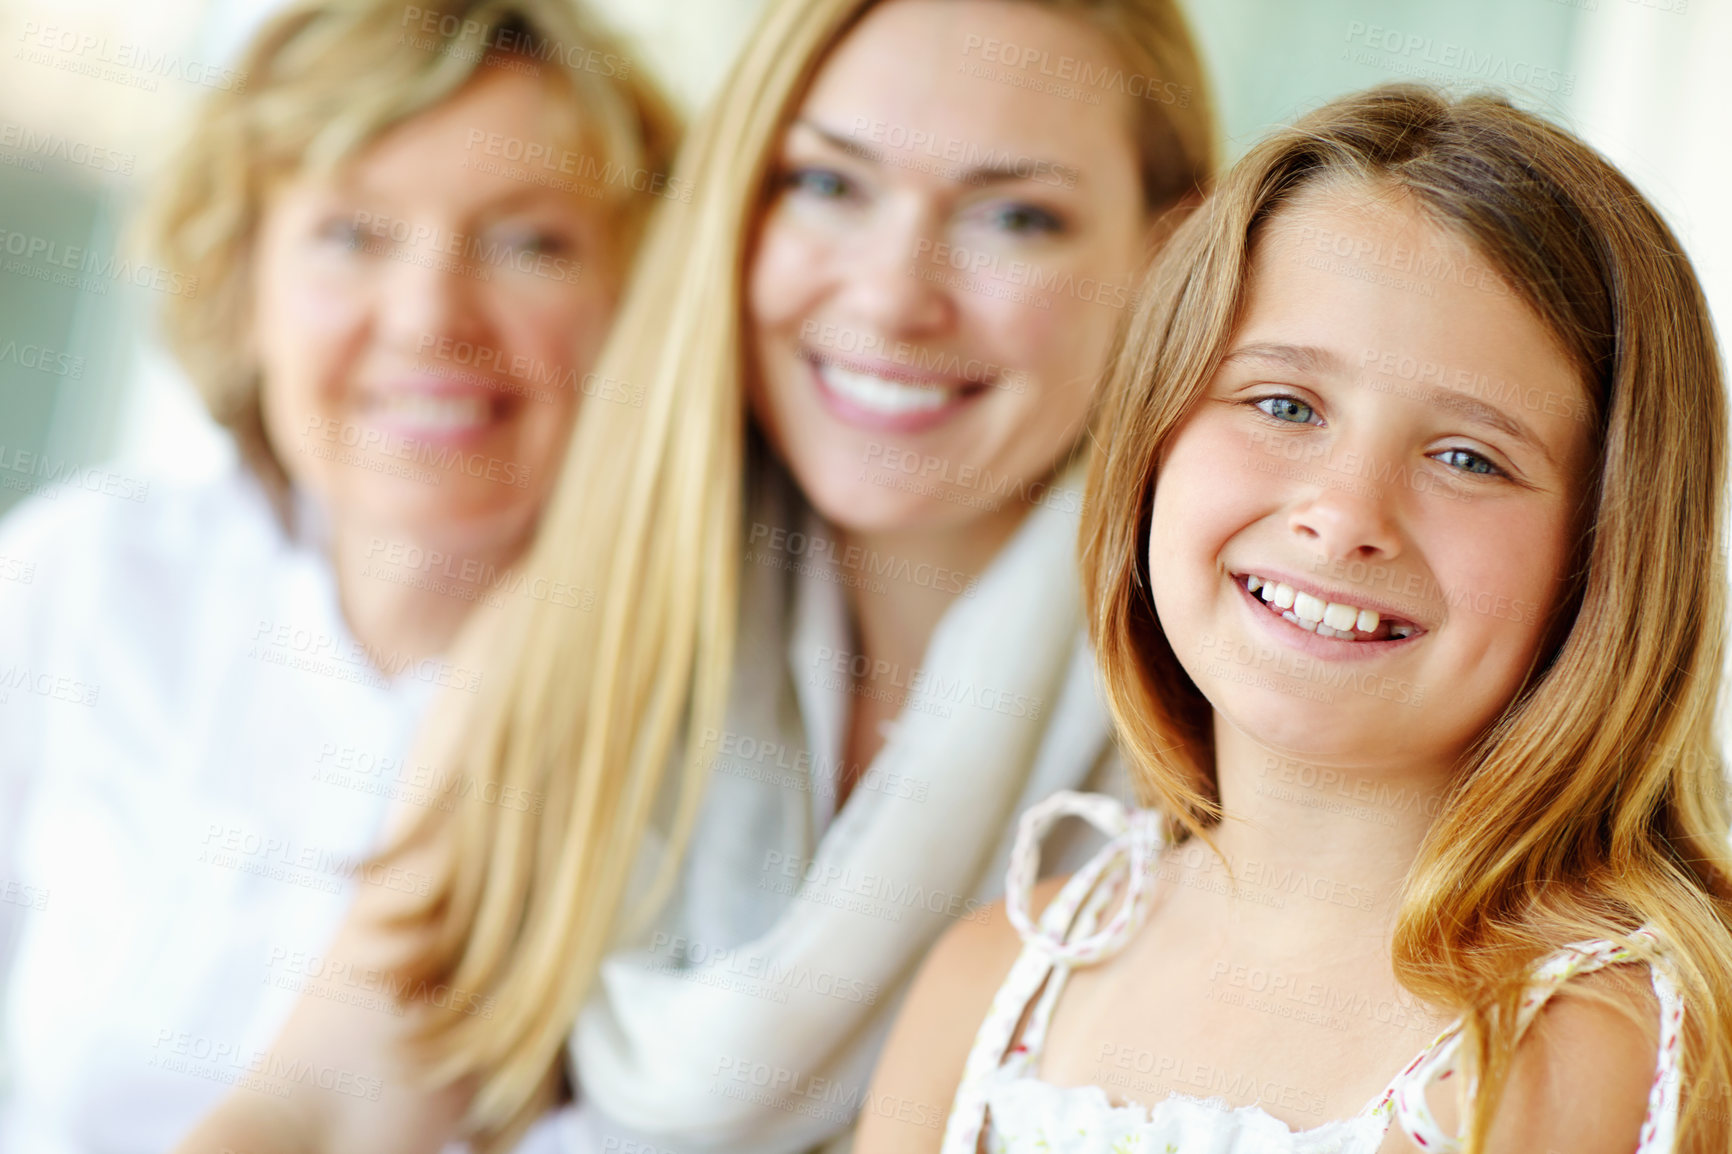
[
  {"xmin": 791, "ymin": 118, "xmax": 1079, "ymax": 189},
  {"xmin": 1224, "ymin": 341, "xmax": 1554, "ymax": 464},
  {"xmin": 1223, "ymin": 342, "xmax": 1346, "ymax": 375}
]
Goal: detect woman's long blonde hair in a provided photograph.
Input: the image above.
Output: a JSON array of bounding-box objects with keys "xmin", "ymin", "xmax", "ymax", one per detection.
[
  {"xmin": 1082, "ymin": 84, "xmax": 1732, "ymax": 1151},
  {"xmin": 379, "ymin": 0, "xmax": 1216, "ymax": 1144}
]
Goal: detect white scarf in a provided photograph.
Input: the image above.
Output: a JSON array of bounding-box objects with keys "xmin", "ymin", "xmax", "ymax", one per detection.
[{"xmin": 568, "ymin": 458, "xmax": 1117, "ymax": 1154}]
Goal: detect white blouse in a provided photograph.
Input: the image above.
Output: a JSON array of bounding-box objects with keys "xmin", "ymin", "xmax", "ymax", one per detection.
[{"xmin": 0, "ymin": 463, "xmax": 436, "ymax": 1154}]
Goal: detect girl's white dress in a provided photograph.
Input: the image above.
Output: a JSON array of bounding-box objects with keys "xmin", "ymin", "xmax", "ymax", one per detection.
[{"xmin": 941, "ymin": 791, "xmax": 1686, "ymax": 1154}]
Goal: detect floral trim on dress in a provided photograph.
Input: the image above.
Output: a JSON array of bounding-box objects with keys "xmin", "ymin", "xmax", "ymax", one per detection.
[{"xmin": 938, "ymin": 791, "xmax": 1686, "ymax": 1154}]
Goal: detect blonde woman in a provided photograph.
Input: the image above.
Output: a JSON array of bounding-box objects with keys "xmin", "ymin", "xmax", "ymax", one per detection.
[
  {"xmin": 0, "ymin": 1, "xmax": 676, "ymax": 1151},
  {"xmin": 178, "ymin": 0, "xmax": 1214, "ymax": 1151}
]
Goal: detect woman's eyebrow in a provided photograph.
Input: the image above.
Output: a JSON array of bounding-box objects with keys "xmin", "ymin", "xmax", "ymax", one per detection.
[{"xmin": 792, "ymin": 117, "xmax": 1079, "ymax": 189}]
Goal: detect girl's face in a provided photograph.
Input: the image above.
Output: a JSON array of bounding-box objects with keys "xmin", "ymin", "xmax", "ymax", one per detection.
[
  {"xmin": 747, "ymin": 0, "xmax": 1148, "ymax": 537},
  {"xmin": 1149, "ymin": 184, "xmax": 1596, "ymax": 770},
  {"xmin": 253, "ymin": 66, "xmax": 615, "ymax": 556}
]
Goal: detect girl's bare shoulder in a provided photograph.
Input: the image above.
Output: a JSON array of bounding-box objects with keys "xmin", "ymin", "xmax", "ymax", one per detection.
[{"xmin": 855, "ymin": 876, "xmax": 1070, "ymax": 1153}]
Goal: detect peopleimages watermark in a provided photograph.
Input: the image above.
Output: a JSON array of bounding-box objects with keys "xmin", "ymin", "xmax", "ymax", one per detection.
[
  {"xmin": 361, "ymin": 535, "xmax": 595, "ymax": 612},
  {"xmin": 462, "ymin": 130, "xmax": 691, "ymax": 203},
  {"xmin": 806, "ymin": 647, "xmax": 1045, "ymax": 722},
  {"xmin": 261, "ymin": 944, "xmax": 497, "ymax": 1019},
  {"xmin": 1244, "ymin": 429, "xmax": 1476, "ymax": 506},
  {"xmin": 0, "ymin": 119, "xmax": 135, "ymax": 176},
  {"xmin": 858, "ymin": 443, "xmax": 1083, "ymax": 517},
  {"xmin": 1341, "ymin": 21, "xmax": 1575, "ymax": 96},
  {"xmin": 801, "ymin": 320, "xmax": 1030, "ymax": 395},
  {"xmin": 1359, "ymin": 346, "xmax": 1589, "ymax": 424},
  {"xmin": 147, "ymin": 1030, "xmax": 382, "ymax": 1100},
  {"xmin": 1294, "ymin": 221, "xmax": 1510, "ymax": 301},
  {"xmin": 846, "ymin": 117, "xmax": 1077, "ymax": 189},
  {"xmin": 1, "ymin": 878, "xmax": 50, "ymax": 912},
  {"xmin": 312, "ymin": 740, "xmax": 546, "ymax": 815},
  {"xmin": 398, "ymin": 6, "xmax": 632, "ymax": 79},
  {"xmin": 416, "ymin": 333, "xmax": 644, "ymax": 408},
  {"xmin": 199, "ymin": 822, "xmax": 433, "ymax": 898},
  {"xmin": 15, "ymin": 21, "xmax": 248, "ymax": 93},
  {"xmin": 248, "ymin": 617, "xmax": 486, "ymax": 694},
  {"xmin": 1093, "ymin": 1043, "xmax": 1329, "ymax": 1116},
  {"xmin": 910, "ymin": 238, "xmax": 1138, "ymax": 312},
  {"xmin": 0, "ymin": 446, "xmax": 148, "ymax": 505},
  {"xmin": 347, "ymin": 210, "xmax": 584, "ymax": 284},
  {"xmin": 759, "ymin": 850, "xmax": 992, "ymax": 926},
  {"xmin": 646, "ymin": 933, "xmax": 880, "ymax": 1006},
  {"xmin": 1196, "ymin": 631, "xmax": 1427, "ymax": 707},
  {"xmin": 298, "ymin": 415, "xmax": 534, "ymax": 490},
  {"xmin": 710, "ymin": 1056, "xmax": 945, "ymax": 1130},
  {"xmin": 1206, "ymin": 959, "xmax": 1443, "ymax": 1034},
  {"xmin": 746, "ymin": 522, "xmax": 980, "ymax": 598},
  {"xmin": 959, "ymin": 35, "xmax": 1193, "ymax": 108},
  {"xmin": 0, "ymin": 226, "xmax": 198, "ymax": 298},
  {"xmin": 0, "ymin": 664, "xmax": 100, "ymax": 708},
  {"xmin": 699, "ymin": 726, "xmax": 930, "ymax": 805},
  {"xmin": 0, "ymin": 339, "xmax": 84, "ymax": 379}
]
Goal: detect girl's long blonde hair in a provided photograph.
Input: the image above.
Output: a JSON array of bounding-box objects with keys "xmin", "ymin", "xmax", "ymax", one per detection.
[
  {"xmin": 1082, "ymin": 84, "xmax": 1732, "ymax": 1151},
  {"xmin": 379, "ymin": 0, "xmax": 1216, "ymax": 1144}
]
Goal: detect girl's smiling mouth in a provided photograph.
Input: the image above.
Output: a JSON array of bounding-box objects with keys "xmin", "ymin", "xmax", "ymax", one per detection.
[{"xmin": 1232, "ymin": 570, "xmax": 1427, "ymax": 646}]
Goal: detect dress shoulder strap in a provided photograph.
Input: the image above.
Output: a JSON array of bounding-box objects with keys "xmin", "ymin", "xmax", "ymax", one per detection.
[
  {"xmin": 938, "ymin": 791, "xmax": 1164, "ymax": 1154},
  {"xmin": 1387, "ymin": 927, "xmax": 1685, "ymax": 1153}
]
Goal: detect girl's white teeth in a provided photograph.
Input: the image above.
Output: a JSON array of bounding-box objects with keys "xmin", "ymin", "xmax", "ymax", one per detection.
[
  {"xmin": 1244, "ymin": 573, "xmax": 1412, "ymax": 641},
  {"xmin": 818, "ymin": 361, "xmax": 955, "ymax": 415},
  {"xmin": 372, "ymin": 392, "xmax": 491, "ymax": 431}
]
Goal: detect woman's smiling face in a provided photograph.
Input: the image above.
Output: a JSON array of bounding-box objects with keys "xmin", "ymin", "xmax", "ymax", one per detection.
[
  {"xmin": 746, "ymin": 0, "xmax": 1148, "ymax": 537},
  {"xmin": 253, "ymin": 64, "xmax": 615, "ymax": 557},
  {"xmin": 1148, "ymin": 182, "xmax": 1596, "ymax": 770}
]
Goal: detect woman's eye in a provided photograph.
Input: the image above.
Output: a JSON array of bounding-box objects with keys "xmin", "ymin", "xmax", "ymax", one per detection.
[
  {"xmin": 981, "ymin": 202, "xmax": 1063, "ymax": 237},
  {"xmin": 496, "ymin": 229, "xmax": 570, "ymax": 257},
  {"xmin": 785, "ymin": 167, "xmax": 853, "ymax": 201},
  {"xmin": 314, "ymin": 216, "xmax": 365, "ymax": 251},
  {"xmin": 1255, "ymin": 395, "xmax": 1316, "ymax": 424},
  {"xmin": 1435, "ymin": 447, "xmax": 1500, "ymax": 476}
]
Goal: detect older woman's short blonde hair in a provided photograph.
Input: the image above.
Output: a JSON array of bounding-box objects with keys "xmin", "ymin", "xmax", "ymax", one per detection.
[{"xmin": 142, "ymin": 0, "xmax": 682, "ymax": 490}]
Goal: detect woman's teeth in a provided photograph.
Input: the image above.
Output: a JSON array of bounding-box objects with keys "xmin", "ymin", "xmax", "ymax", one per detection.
[
  {"xmin": 1243, "ymin": 574, "xmax": 1416, "ymax": 641},
  {"xmin": 369, "ymin": 392, "xmax": 492, "ymax": 432},
  {"xmin": 818, "ymin": 361, "xmax": 955, "ymax": 415}
]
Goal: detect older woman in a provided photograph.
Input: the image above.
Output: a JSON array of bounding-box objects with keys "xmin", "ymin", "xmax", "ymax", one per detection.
[{"xmin": 0, "ymin": 1, "xmax": 676, "ymax": 1150}]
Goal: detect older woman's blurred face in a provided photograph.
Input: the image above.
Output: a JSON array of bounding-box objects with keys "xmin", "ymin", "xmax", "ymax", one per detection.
[{"xmin": 252, "ymin": 64, "xmax": 614, "ymax": 556}]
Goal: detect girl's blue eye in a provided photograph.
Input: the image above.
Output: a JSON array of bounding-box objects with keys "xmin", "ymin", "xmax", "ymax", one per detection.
[
  {"xmin": 1256, "ymin": 396, "xmax": 1315, "ymax": 424},
  {"xmin": 786, "ymin": 167, "xmax": 852, "ymax": 200},
  {"xmin": 984, "ymin": 202, "xmax": 1063, "ymax": 236},
  {"xmin": 1436, "ymin": 447, "xmax": 1499, "ymax": 476}
]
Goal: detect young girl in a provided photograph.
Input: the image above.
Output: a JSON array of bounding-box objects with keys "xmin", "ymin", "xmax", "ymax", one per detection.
[{"xmin": 860, "ymin": 84, "xmax": 1732, "ymax": 1153}]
